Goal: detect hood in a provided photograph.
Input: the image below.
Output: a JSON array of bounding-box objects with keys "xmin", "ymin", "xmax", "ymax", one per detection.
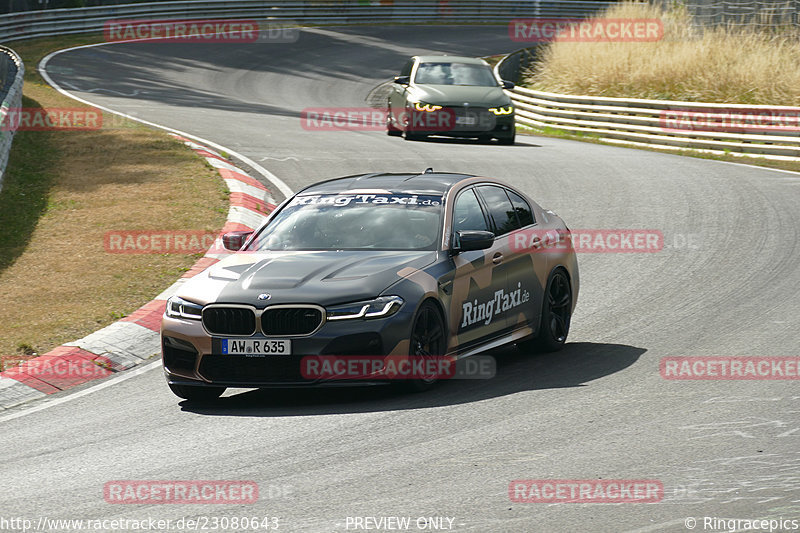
[
  {"xmin": 409, "ymin": 85, "xmax": 511, "ymax": 107},
  {"xmin": 177, "ymin": 250, "xmax": 437, "ymax": 307}
]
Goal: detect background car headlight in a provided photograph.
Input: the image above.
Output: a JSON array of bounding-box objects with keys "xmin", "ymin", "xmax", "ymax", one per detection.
[
  {"xmin": 413, "ymin": 102, "xmax": 443, "ymax": 112},
  {"xmin": 326, "ymin": 296, "xmax": 404, "ymax": 321},
  {"xmin": 165, "ymin": 296, "xmax": 203, "ymax": 320},
  {"xmin": 488, "ymin": 105, "xmax": 514, "ymax": 115}
]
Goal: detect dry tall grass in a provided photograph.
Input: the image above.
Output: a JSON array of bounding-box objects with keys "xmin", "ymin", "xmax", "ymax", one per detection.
[{"xmin": 527, "ymin": 2, "xmax": 800, "ymax": 105}]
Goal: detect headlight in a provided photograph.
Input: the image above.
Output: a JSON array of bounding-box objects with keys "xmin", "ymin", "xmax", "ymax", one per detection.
[
  {"xmin": 165, "ymin": 296, "xmax": 203, "ymax": 320},
  {"xmin": 326, "ymin": 296, "xmax": 404, "ymax": 321},
  {"xmin": 413, "ymin": 102, "xmax": 443, "ymax": 112},
  {"xmin": 488, "ymin": 105, "xmax": 514, "ymax": 115}
]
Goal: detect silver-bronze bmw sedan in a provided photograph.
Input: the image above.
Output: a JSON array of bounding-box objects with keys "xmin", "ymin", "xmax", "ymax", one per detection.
[{"xmin": 161, "ymin": 170, "xmax": 578, "ymax": 401}]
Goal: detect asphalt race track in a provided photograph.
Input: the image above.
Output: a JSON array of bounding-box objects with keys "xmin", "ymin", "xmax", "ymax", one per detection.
[{"xmin": 2, "ymin": 26, "xmax": 799, "ymax": 532}]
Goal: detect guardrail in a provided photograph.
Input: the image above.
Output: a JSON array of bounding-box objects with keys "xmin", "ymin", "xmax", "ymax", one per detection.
[
  {"xmin": 496, "ymin": 49, "xmax": 800, "ymax": 161},
  {"xmin": 679, "ymin": 0, "xmax": 800, "ymax": 28},
  {"xmin": 0, "ymin": 0, "xmax": 615, "ymax": 42},
  {"xmin": 0, "ymin": 45, "xmax": 24, "ymax": 193}
]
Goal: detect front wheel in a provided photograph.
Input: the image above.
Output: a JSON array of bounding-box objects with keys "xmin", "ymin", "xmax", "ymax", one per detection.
[
  {"xmin": 387, "ymin": 99, "xmax": 402, "ymax": 136},
  {"xmin": 403, "ymin": 301, "xmax": 446, "ymax": 392},
  {"xmin": 169, "ymin": 383, "xmax": 225, "ymax": 401},
  {"xmin": 518, "ymin": 269, "xmax": 572, "ymax": 353},
  {"xmin": 497, "ymin": 130, "xmax": 516, "ymax": 145},
  {"xmin": 404, "ymin": 131, "xmax": 427, "ymax": 141}
]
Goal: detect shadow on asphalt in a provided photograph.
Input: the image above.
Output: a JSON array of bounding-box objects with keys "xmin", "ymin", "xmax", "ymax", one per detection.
[{"xmin": 179, "ymin": 342, "xmax": 646, "ymax": 417}]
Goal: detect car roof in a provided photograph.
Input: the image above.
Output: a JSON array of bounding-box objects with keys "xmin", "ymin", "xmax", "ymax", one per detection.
[
  {"xmin": 413, "ymin": 55, "xmax": 489, "ymax": 65},
  {"xmin": 297, "ymin": 171, "xmax": 479, "ymax": 195}
]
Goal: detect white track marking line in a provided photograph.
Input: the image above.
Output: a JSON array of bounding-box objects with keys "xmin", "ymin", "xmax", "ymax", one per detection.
[
  {"xmin": 39, "ymin": 41, "xmax": 294, "ymax": 199},
  {"xmin": 0, "ymin": 361, "xmax": 161, "ymax": 423}
]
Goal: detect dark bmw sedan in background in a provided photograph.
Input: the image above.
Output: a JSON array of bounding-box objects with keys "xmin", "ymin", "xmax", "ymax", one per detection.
[
  {"xmin": 161, "ymin": 170, "xmax": 577, "ymax": 400},
  {"xmin": 386, "ymin": 55, "xmax": 517, "ymax": 144}
]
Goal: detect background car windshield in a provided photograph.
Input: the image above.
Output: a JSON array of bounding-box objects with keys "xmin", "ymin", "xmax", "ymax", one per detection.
[
  {"xmin": 414, "ymin": 62, "xmax": 498, "ymax": 86},
  {"xmin": 248, "ymin": 194, "xmax": 443, "ymax": 251}
]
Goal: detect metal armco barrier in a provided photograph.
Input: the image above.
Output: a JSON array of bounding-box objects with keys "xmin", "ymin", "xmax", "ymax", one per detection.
[
  {"xmin": 496, "ymin": 50, "xmax": 800, "ymax": 161},
  {"xmin": 0, "ymin": 45, "xmax": 24, "ymax": 193},
  {"xmin": 0, "ymin": 1, "xmax": 614, "ymax": 42}
]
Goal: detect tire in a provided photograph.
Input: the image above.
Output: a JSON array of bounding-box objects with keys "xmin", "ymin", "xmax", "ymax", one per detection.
[
  {"xmin": 402, "ymin": 105, "xmax": 427, "ymax": 141},
  {"xmin": 497, "ymin": 130, "xmax": 516, "ymax": 145},
  {"xmin": 518, "ymin": 269, "xmax": 572, "ymax": 353},
  {"xmin": 402, "ymin": 301, "xmax": 446, "ymax": 392},
  {"xmin": 387, "ymin": 99, "xmax": 402, "ymax": 136},
  {"xmin": 169, "ymin": 383, "xmax": 225, "ymax": 401}
]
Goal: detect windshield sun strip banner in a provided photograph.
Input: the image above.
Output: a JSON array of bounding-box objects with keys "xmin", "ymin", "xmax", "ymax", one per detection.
[{"xmin": 287, "ymin": 194, "xmax": 443, "ymax": 208}]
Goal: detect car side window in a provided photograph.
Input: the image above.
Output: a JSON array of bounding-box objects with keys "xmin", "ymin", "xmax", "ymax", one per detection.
[
  {"xmin": 400, "ymin": 59, "xmax": 414, "ymax": 77},
  {"xmin": 453, "ymin": 189, "xmax": 489, "ymax": 233},
  {"xmin": 507, "ymin": 190, "xmax": 535, "ymax": 227},
  {"xmin": 477, "ymin": 186, "xmax": 520, "ymax": 237}
]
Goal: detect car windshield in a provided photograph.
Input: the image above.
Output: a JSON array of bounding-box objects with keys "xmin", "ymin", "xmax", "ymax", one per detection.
[
  {"xmin": 414, "ymin": 62, "xmax": 498, "ymax": 86},
  {"xmin": 247, "ymin": 193, "xmax": 444, "ymax": 251}
]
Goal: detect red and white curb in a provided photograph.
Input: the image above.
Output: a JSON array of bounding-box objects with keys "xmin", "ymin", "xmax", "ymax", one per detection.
[{"xmin": 0, "ymin": 135, "xmax": 275, "ymax": 410}]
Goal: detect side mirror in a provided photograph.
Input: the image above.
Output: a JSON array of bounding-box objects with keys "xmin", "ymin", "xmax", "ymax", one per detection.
[
  {"xmin": 222, "ymin": 231, "xmax": 253, "ymax": 251},
  {"xmin": 502, "ymin": 80, "xmax": 515, "ymax": 90},
  {"xmin": 393, "ymin": 75, "xmax": 410, "ymax": 85},
  {"xmin": 453, "ymin": 230, "xmax": 495, "ymax": 253}
]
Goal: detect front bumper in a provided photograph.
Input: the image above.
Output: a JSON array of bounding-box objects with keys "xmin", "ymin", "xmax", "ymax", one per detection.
[
  {"xmin": 405, "ymin": 107, "xmax": 514, "ymax": 138},
  {"xmin": 161, "ymin": 309, "xmax": 414, "ymax": 387}
]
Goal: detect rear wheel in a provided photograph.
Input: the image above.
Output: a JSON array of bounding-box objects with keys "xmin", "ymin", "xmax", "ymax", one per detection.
[
  {"xmin": 403, "ymin": 301, "xmax": 446, "ymax": 392},
  {"xmin": 518, "ymin": 269, "xmax": 571, "ymax": 353},
  {"xmin": 168, "ymin": 383, "xmax": 225, "ymax": 401}
]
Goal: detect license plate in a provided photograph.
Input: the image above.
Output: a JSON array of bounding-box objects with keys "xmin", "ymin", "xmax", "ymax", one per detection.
[
  {"xmin": 456, "ymin": 116, "xmax": 477, "ymax": 125},
  {"xmin": 219, "ymin": 338, "xmax": 291, "ymax": 355}
]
